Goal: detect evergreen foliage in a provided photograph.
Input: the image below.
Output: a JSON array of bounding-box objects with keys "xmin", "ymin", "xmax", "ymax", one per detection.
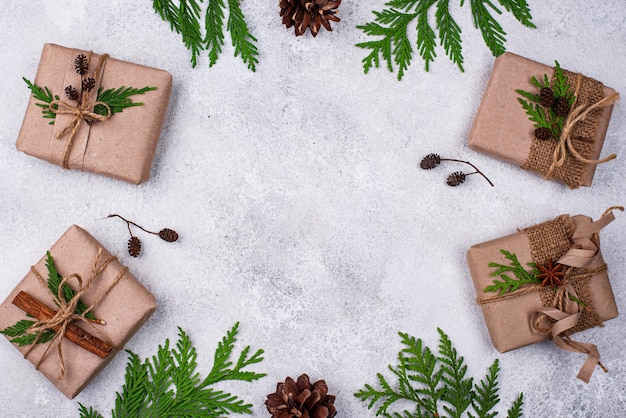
[
  {"xmin": 515, "ymin": 61, "xmax": 575, "ymax": 138},
  {"xmin": 78, "ymin": 323, "xmax": 266, "ymax": 417},
  {"xmin": 355, "ymin": 328, "xmax": 524, "ymax": 417},
  {"xmin": 152, "ymin": 0, "xmax": 258, "ymax": 71},
  {"xmin": 23, "ymin": 79, "xmax": 156, "ymax": 124},
  {"xmin": 357, "ymin": 0, "xmax": 536, "ymax": 80},
  {"xmin": 484, "ymin": 249, "xmax": 541, "ymax": 296}
]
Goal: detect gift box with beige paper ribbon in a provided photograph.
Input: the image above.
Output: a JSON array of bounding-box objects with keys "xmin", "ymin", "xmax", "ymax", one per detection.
[
  {"xmin": 467, "ymin": 207, "xmax": 622, "ymax": 383},
  {"xmin": 16, "ymin": 44, "xmax": 172, "ymax": 184},
  {"xmin": 0, "ymin": 225, "xmax": 156, "ymax": 398},
  {"xmin": 469, "ymin": 52, "xmax": 619, "ymax": 188}
]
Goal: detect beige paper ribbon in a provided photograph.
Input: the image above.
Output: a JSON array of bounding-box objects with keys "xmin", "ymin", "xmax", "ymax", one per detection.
[
  {"xmin": 529, "ymin": 206, "xmax": 622, "ymax": 383},
  {"xmin": 49, "ymin": 52, "xmax": 111, "ymax": 169},
  {"xmin": 24, "ymin": 248, "xmax": 126, "ymax": 380}
]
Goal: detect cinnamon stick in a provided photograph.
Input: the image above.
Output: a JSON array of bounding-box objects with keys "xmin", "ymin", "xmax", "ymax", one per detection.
[{"xmin": 12, "ymin": 291, "xmax": 112, "ymax": 359}]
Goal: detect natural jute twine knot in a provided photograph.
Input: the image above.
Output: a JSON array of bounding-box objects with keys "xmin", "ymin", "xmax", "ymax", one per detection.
[
  {"xmin": 547, "ymin": 73, "xmax": 620, "ymax": 177},
  {"xmin": 24, "ymin": 248, "xmax": 125, "ymax": 380}
]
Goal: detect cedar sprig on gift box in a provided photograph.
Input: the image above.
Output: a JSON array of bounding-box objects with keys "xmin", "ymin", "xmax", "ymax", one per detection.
[
  {"xmin": 106, "ymin": 214, "xmax": 179, "ymax": 257},
  {"xmin": 516, "ymin": 61, "xmax": 575, "ymax": 141},
  {"xmin": 152, "ymin": 0, "xmax": 258, "ymax": 71},
  {"xmin": 485, "ymin": 249, "xmax": 590, "ymax": 311},
  {"xmin": 23, "ymin": 54, "xmax": 156, "ymax": 126},
  {"xmin": 357, "ymin": 0, "xmax": 535, "ymax": 80},
  {"xmin": 420, "ymin": 153, "xmax": 494, "ymax": 187},
  {"xmin": 355, "ymin": 329, "xmax": 524, "ymax": 417},
  {"xmin": 78, "ymin": 323, "xmax": 266, "ymax": 417},
  {"xmin": 484, "ymin": 249, "xmax": 541, "ymax": 295},
  {"xmin": 0, "ymin": 252, "xmax": 100, "ymax": 346}
]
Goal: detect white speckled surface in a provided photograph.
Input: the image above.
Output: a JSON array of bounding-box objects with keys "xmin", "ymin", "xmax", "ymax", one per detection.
[{"xmin": 1, "ymin": 1, "xmax": 625, "ymax": 416}]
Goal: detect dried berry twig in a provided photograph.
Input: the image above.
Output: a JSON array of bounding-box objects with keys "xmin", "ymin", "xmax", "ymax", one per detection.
[
  {"xmin": 106, "ymin": 214, "xmax": 178, "ymax": 257},
  {"xmin": 420, "ymin": 153, "xmax": 494, "ymax": 187}
]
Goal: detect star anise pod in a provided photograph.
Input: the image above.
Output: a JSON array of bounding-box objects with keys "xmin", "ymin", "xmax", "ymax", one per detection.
[{"xmin": 536, "ymin": 258, "xmax": 565, "ymax": 287}]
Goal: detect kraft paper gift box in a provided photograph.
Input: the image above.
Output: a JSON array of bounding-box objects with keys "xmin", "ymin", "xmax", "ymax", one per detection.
[
  {"xmin": 16, "ymin": 43, "xmax": 172, "ymax": 184},
  {"xmin": 0, "ymin": 225, "xmax": 156, "ymax": 398},
  {"xmin": 468, "ymin": 52, "xmax": 619, "ymax": 189},
  {"xmin": 467, "ymin": 208, "xmax": 621, "ymax": 382}
]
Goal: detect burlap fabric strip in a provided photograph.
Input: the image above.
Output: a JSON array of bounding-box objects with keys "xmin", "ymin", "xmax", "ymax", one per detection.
[
  {"xmin": 522, "ymin": 68, "xmax": 619, "ymax": 188},
  {"xmin": 477, "ymin": 206, "xmax": 623, "ymax": 383},
  {"xmin": 22, "ymin": 248, "xmax": 126, "ymax": 380},
  {"xmin": 49, "ymin": 51, "xmax": 112, "ymax": 169}
]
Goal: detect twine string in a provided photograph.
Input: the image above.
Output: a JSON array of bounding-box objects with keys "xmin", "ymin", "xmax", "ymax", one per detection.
[
  {"xmin": 546, "ymin": 73, "xmax": 619, "ymax": 177},
  {"xmin": 23, "ymin": 248, "xmax": 126, "ymax": 380},
  {"xmin": 49, "ymin": 52, "xmax": 111, "ymax": 169}
]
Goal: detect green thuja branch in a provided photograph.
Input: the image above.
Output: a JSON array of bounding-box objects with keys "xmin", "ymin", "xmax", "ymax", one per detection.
[
  {"xmin": 355, "ymin": 328, "xmax": 524, "ymax": 417},
  {"xmin": 23, "ymin": 77, "xmax": 59, "ymax": 124},
  {"xmin": 0, "ymin": 252, "xmax": 97, "ymax": 346},
  {"xmin": 23, "ymin": 79, "xmax": 156, "ymax": 124},
  {"xmin": 153, "ymin": 0, "xmax": 258, "ymax": 71},
  {"xmin": 93, "ymin": 86, "xmax": 157, "ymax": 116},
  {"xmin": 357, "ymin": 0, "xmax": 535, "ymax": 80},
  {"xmin": 515, "ymin": 61, "xmax": 575, "ymax": 139},
  {"xmin": 78, "ymin": 323, "xmax": 266, "ymax": 417},
  {"xmin": 484, "ymin": 249, "xmax": 541, "ymax": 296}
]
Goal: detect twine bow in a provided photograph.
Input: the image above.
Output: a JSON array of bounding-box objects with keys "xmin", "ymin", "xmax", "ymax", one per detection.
[
  {"xmin": 24, "ymin": 248, "xmax": 126, "ymax": 380},
  {"xmin": 49, "ymin": 52, "xmax": 111, "ymax": 169},
  {"xmin": 547, "ymin": 73, "xmax": 620, "ymax": 176}
]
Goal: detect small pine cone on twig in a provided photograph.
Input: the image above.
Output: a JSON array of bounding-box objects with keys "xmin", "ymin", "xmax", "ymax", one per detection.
[
  {"xmin": 82, "ymin": 77, "xmax": 96, "ymax": 92},
  {"xmin": 446, "ymin": 171, "xmax": 466, "ymax": 187},
  {"xmin": 266, "ymin": 374, "xmax": 337, "ymax": 418},
  {"xmin": 158, "ymin": 228, "xmax": 179, "ymax": 242},
  {"xmin": 279, "ymin": 0, "xmax": 341, "ymax": 37},
  {"xmin": 420, "ymin": 153, "xmax": 442, "ymax": 170},
  {"xmin": 74, "ymin": 54, "xmax": 89, "ymax": 75},
  {"xmin": 64, "ymin": 85, "xmax": 79, "ymax": 101},
  {"xmin": 128, "ymin": 236, "xmax": 142, "ymax": 257},
  {"xmin": 553, "ymin": 97, "xmax": 570, "ymax": 116},
  {"xmin": 539, "ymin": 87, "xmax": 555, "ymax": 108},
  {"xmin": 534, "ymin": 127, "xmax": 553, "ymax": 141}
]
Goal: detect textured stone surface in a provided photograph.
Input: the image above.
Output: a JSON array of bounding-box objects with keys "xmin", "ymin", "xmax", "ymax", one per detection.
[{"xmin": 0, "ymin": 1, "xmax": 625, "ymax": 416}]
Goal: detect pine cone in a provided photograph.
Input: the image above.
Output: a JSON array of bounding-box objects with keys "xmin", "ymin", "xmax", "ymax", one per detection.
[
  {"xmin": 82, "ymin": 77, "xmax": 96, "ymax": 92},
  {"xmin": 65, "ymin": 85, "xmax": 79, "ymax": 101},
  {"xmin": 539, "ymin": 87, "xmax": 555, "ymax": 108},
  {"xmin": 158, "ymin": 228, "xmax": 179, "ymax": 242},
  {"xmin": 420, "ymin": 153, "xmax": 442, "ymax": 170},
  {"xmin": 279, "ymin": 0, "xmax": 341, "ymax": 37},
  {"xmin": 534, "ymin": 127, "xmax": 552, "ymax": 141},
  {"xmin": 266, "ymin": 374, "xmax": 337, "ymax": 418},
  {"xmin": 553, "ymin": 97, "xmax": 570, "ymax": 116},
  {"xmin": 74, "ymin": 54, "xmax": 89, "ymax": 75},
  {"xmin": 128, "ymin": 236, "xmax": 142, "ymax": 257},
  {"xmin": 446, "ymin": 171, "xmax": 466, "ymax": 187}
]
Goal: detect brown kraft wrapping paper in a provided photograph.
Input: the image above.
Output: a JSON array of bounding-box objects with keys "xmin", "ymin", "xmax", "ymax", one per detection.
[
  {"xmin": 468, "ymin": 52, "xmax": 618, "ymax": 188},
  {"xmin": 0, "ymin": 225, "xmax": 156, "ymax": 399},
  {"xmin": 16, "ymin": 44, "xmax": 172, "ymax": 184},
  {"xmin": 467, "ymin": 208, "xmax": 621, "ymax": 382}
]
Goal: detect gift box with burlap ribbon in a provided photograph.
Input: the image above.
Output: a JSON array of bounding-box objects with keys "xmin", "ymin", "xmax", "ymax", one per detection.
[
  {"xmin": 467, "ymin": 207, "xmax": 622, "ymax": 382},
  {"xmin": 469, "ymin": 52, "xmax": 619, "ymax": 189}
]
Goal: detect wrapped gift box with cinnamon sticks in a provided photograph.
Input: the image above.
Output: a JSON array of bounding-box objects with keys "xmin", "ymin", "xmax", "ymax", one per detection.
[
  {"xmin": 469, "ymin": 52, "xmax": 619, "ymax": 188},
  {"xmin": 467, "ymin": 207, "xmax": 622, "ymax": 382},
  {"xmin": 16, "ymin": 44, "xmax": 172, "ymax": 184},
  {"xmin": 0, "ymin": 225, "xmax": 156, "ymax": 398}
]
